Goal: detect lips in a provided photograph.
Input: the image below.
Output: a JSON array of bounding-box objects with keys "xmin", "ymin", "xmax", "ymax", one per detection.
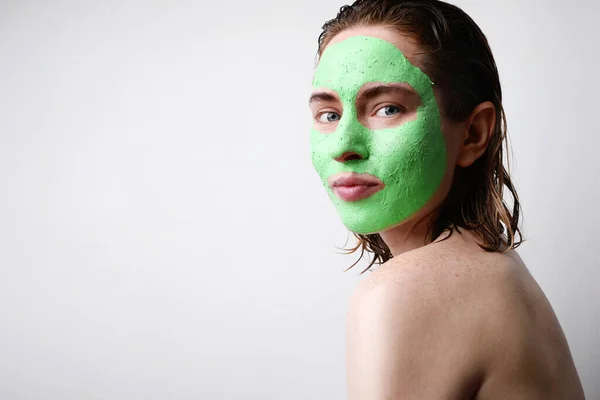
[{"xmin": 328, "ymin": 173, "xmax": 384, "ymax": 202}]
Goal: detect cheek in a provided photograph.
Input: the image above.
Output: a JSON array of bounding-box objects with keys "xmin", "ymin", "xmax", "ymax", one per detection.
[
  {"xmin": 431, "ymin": 120, "xmax": 465, "ymax": 201},
  {"xmin": 440, "ymin": 119, "xmax": 464, "ymax": 169},
  {"xmin": 310, "ymin": 129, "xmax": 331, "ymax": 177},
  {"xmin": 371, "ymin": 119, "xmax": 434, "ymax": 173},
  {"xmin": 371, "ymin": 133, "xmax": 415, "ymax": 174}
]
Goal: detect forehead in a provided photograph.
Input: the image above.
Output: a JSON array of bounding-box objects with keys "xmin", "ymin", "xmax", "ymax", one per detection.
[
  {"xmin": 326, "ymin": 26, "xmax": 423, "ymax": 62},
  {"xmin": 313, "ymin": 33, "xmax": 433, "ymax": 98}
]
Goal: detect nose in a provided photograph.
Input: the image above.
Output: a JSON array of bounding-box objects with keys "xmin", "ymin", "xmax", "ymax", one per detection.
[{"xmin": 327, "ymin": 114, "xmax": 369, "ymax": 162}]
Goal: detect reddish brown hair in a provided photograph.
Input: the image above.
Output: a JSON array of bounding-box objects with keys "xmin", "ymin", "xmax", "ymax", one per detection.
[{"xmin": 317, "ymin": 0, "xmax": 523, "ymax": 273}]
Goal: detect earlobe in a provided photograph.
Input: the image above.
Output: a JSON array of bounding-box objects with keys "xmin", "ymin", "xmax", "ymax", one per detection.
[{"xmin": 457, "ymin": 101, "xmax": 496, "ymax": 168}]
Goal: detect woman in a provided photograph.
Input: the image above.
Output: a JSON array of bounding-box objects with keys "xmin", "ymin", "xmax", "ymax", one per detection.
[{"xmin": 308, "ymin": 0, "xmax": 585, "ymax": 398}]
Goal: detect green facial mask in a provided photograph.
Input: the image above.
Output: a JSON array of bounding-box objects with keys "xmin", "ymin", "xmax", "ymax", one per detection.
[{"xmin": 311, "ymin": 36, "xmax": 447, "ymax": 234}]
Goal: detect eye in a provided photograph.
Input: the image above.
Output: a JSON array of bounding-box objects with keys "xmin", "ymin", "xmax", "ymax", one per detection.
[
  {"xmin": 317, "ymin": 112, "xmax": 341, "ymax": 123},
  {"xmin": 375, "ymin": 105, "xmax": 403, "ymax": 117}
]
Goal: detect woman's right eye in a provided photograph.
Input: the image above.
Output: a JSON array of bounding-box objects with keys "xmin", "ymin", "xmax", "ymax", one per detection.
[{"xmin": 317, "ymin": 112, "xmax": 341, "ymax": 123}]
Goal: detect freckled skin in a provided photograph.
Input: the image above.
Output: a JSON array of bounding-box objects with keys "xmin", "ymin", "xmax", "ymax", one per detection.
[
  {"xmin": 347, "ymin": 231, "xmax": 586, "ymax": 400},
  {"xmin": 311, "ymin": 36, "xmax": 447, "ymax": 234}
]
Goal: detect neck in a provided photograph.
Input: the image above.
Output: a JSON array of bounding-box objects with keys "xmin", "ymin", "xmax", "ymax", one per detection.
[{"xmin": 378, "ymin": 210, "xmax": 439, "ymax": 257}]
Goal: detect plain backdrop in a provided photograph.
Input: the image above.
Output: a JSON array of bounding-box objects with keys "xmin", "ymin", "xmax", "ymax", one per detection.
[{"xmin": 1, "ymin": 0, "xmax": 598, "ymax": 399}]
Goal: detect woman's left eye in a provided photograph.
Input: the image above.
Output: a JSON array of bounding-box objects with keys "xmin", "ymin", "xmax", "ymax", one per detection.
[{"xmin": 375, "ymin": 105, "xmax": 402, "ymax": 117}]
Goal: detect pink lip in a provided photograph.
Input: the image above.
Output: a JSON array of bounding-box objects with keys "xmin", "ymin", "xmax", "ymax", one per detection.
[{"xmin": 328, "ymin": 173, "xmax": 385, "ymax": 202}]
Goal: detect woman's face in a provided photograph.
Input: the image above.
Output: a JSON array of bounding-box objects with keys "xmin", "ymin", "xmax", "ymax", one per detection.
[{"xmin": 309, "ymin": 27, "xmax": 462, "ymax": 234}]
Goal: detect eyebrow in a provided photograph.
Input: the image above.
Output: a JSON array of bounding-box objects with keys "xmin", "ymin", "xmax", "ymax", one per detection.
[
  {"xmin": 357, "ymin": 83, "xmax": 418, "ymax": 101},
  {"xmin": 308, "ymin": 92, "xmax": 338, "ymax": 105},
  {"xmin": 309, "ymin": 84, "xmax": 419, "ymax": 106}
]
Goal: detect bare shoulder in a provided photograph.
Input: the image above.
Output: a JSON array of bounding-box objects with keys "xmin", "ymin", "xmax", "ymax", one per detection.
[
  {"xmin": 350, "ymin": 230, "xmax": 528, "ymax": 347},
  {"xmin": 348, "ymin": 230, "xmax": 585, "ymax": 399},
  {"xmin": 353, "ymin": 230, "xmax": 525, "ymax": 316},
  {"xmin": 347, "ymin": 230, "xmax": 516, "ymax": 398}
]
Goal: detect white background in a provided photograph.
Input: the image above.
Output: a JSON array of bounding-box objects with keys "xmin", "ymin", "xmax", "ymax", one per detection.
[{"xmin": 1, "ymin": 0, "xmax": 598, "ymax": 398}]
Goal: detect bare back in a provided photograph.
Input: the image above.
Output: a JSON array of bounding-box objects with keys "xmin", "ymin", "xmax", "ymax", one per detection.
[{"xmin": 346, "ymin": 231, "xmax": 585, "ymax": 399}]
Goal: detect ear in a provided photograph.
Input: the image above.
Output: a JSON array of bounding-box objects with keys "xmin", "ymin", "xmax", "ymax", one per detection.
[{"xmin": 456, "ymin": 101, "xmax": 496, "ymax": 168}]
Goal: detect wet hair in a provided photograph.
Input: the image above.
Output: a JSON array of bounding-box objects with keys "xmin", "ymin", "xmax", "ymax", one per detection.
[{"xmin": 316, "ymin": 0, "xmax": 523, "ymax": 273}]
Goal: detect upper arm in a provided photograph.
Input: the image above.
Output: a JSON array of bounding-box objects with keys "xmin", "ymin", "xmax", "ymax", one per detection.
[{"xmin": 346, "ymin": 264, "xmax": 480, "ymax": 399}]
